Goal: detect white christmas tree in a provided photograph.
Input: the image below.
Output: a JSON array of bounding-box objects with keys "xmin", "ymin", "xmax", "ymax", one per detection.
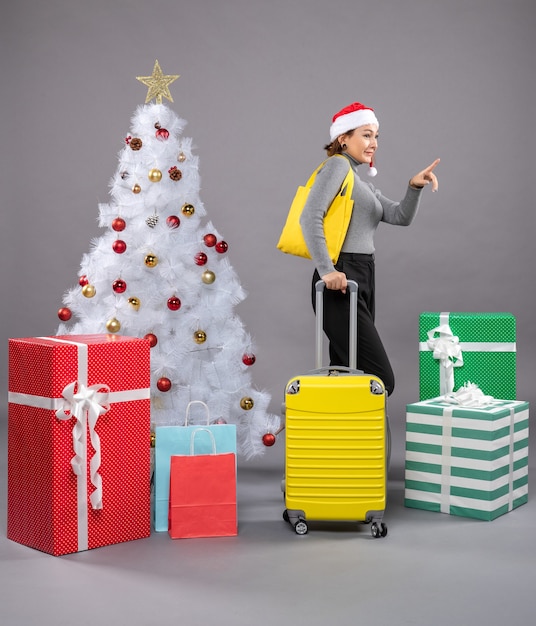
[{"xmin": 57, "ymin": 61, "xmax": 280, "ymax": 458}]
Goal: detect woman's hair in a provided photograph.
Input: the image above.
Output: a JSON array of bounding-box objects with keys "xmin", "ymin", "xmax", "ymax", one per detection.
[{"xmin": 324, "ymin": 129, "xmax": 355, "ymax": 157}]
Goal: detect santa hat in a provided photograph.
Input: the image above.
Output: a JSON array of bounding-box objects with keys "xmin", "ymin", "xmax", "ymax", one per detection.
[{"xmin": 330, "ymin": 102, "xmax": 379, "ymax": 176}]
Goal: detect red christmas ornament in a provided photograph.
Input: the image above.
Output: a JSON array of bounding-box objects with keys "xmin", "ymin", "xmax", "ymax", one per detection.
[
  {"xmin": 112, "ymin": 239, "xmax": 127, "ymax": 254},
  {"xmin": 112, "ymin": 217, "xmax": 126, "ymax": 232},
  {"xmin": 157, "ymin": 377, "xmax": 172, "ymax": 392},
  {"xmin": 242, "ymin": 353, "xmax": 256, "ymax": 366},
  {"xmin": 112, "ymin": 278, "xmax": 127, "ymax": 293},
  {"xmin": 166, "ymin": 215, "xmax": 180, "ymax": 229},
  {"xmin": 215, "ymin": 240, "xmax": 228, "ymax": 254},
  {"xmin": 144, "ymin": 333, "xmax": 158, "ymax": 348},
  {"xmin": 194, "ymin": 252, "xmax": 208, "ymax": 266},
  {"xmin": 155, "ymin": 128, "xmax": 170, "ymax": 141},
  {"xmin": 167, "ymin": 296, "xmax": 181, "ymax": 311},
  {"xmin": 262, "ymin": 433, "xmax": 276, "ymax": 447},
  {"xmin": 57, "ymin": 307, "xmax": 72, "ymax": 322},
  {"xmin": 78, "ymin": 275, "xmax": 89, "ymax": 286},
  {"xmin": 203, "ymin": 233, "xmax": 217, "ymax": 247}
]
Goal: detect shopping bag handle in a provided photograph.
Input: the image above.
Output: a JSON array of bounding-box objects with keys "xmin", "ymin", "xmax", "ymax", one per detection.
[
  {"xmin": 190, "ymin": 427, "xmax": 217, "ymax": 455},
  {"xmin": 184, "ymin": 400, "xmax": 210, "ymax": 426}
]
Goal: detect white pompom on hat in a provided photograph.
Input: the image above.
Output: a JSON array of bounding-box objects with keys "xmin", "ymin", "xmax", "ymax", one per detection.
[{"xmin": 330, "ymin": 102, "xmax": 379, "ymax": 176}]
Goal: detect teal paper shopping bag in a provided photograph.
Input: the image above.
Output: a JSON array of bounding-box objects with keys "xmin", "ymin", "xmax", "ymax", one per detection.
[{"xmin": 153, "ymin": 401, "xmax": 237, "ymax": 532}]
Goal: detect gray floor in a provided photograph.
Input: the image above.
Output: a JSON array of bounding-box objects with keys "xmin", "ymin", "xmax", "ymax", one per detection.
[{"xmin": 1, "ymin": 414, "xmax": 535, "ymax": 626}]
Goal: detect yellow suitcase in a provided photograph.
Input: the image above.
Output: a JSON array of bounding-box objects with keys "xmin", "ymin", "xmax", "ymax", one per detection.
[{"xmin": 283, "ymin": 280, "xmax": 388, "ymax": 537}]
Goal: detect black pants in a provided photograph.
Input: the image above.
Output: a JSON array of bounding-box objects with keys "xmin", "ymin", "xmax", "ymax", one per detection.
[{"xmin": 311, "ymin": 252, "xmax": 395, "ymax": 396}]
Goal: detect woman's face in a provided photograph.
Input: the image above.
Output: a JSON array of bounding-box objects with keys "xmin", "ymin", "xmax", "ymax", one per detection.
[{"xmin": 339, "ymin": 124, "xmax": 379, "ymax": 164}]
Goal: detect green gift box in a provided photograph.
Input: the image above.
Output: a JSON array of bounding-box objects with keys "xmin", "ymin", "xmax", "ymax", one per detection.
[
  {"xmin": 419, "ymin": 312, "xmax": 516, "ymax": 400},
  {"xmin": 405, "ymin": 397, "xmax": 529, "ymax": 521}
]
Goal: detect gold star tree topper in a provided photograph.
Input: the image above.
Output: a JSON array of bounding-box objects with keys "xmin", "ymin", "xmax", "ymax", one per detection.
[{"xmin": 136, "ymin": 60, "xmax": 180, "ymax": 104}]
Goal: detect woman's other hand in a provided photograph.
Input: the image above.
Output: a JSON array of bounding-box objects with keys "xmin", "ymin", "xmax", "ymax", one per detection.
[{"xmin": 410, "ymin": 158, "xmax": 440, "ymax": 192}]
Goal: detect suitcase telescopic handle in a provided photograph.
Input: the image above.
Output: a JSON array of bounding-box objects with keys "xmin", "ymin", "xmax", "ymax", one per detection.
[{"xmin": 315, "ymin": 279, "xmax": 358, "ymax": 370}]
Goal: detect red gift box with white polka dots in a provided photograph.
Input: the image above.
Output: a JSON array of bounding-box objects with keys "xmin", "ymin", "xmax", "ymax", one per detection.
[{"xmin": 7, "ymin": 334, "xmax": 151, "ymax": 556}]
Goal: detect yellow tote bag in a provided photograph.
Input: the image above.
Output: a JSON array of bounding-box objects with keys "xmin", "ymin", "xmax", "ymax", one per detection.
[{"xmin": 276, "ymin": 155, "xmax": 354, "ymax": 262}]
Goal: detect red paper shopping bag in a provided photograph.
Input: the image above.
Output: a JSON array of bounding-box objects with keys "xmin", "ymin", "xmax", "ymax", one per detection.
[{"xmin": 168, "ymin": 428, "xmax": 237, "ymax": 539}]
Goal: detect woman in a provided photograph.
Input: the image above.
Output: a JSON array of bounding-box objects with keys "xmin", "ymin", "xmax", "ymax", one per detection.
[{"xmin": 300, "ymin": 102, "xmax": 439, "ymax": 396}]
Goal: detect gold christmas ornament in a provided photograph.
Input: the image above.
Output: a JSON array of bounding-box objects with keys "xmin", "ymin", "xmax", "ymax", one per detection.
[
  {"xmin": 193, "ymin": 330, "xmax": 207, "ymax": 344},
  {"xmin": 201, "ymin": 270, "xmax": 216, "ymax": 284},
  {"xmin": 106, "ymin": 317, "xmax": 121, "ymax": 333},
  {"xmin": 132, "ymin": 183, "xmax": 142, "ymax": 194},
  {"xmin": 144, "ymin": 253, "xmax": 158, "ymax": 267},
  {"xmin": 136, "ymin": 60, "xmax": 180, "ymax": 105},
  {"xmin": 150, "ymin": 432, "xmax": 156, "ymax": 448},
  {"xmin": 181, "ymin": 203, "xmax": 195, "ymax": 216},
  {"xmin": 148, "ymin": 168, "xmax": 162, "ymax": 182},
  {"xmin": 82, "ymin": 284, "xmax": 96, "ymax": 298},
  {"xmin": 128, "ymin": 297, "xmax": 141, "ymax": 310},
  {"xmin": 240, "ymin": 397, "xmax": 254, "ymax": 411},
  {"xmin": 178, "ymin": 151, "xmax": 186, "ymax": 162}
]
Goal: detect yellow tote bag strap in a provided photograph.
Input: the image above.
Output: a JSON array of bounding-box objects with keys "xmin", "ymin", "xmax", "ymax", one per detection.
[
  {"xmin": 337, "ymin": 158, "xmax": 354, "ymax": 199},
  {"xmin": 304, "ymin": 154, "xmax": 348, "ymax": 184},
  {"xmin": 310, "ymin": 155, "xmax": 353, "ymax": 195},
  {"xmin": 304, "ymin": 160, "xmax": 327, "ymax": 188}
]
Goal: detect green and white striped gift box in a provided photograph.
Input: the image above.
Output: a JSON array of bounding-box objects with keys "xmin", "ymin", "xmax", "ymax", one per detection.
[{"xmin": 405, "ymin": 397, "xmax": 529, "ymax": 521}]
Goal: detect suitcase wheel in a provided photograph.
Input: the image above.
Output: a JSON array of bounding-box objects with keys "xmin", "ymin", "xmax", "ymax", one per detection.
[
  {"xmin": 294, "ymin": 519, "xmax": 308, "ymax": 535},
  {"xmin": 283, "ymin": 509, "xmax": 308, "ymax": 535},
  {"xmin": 371, "ymin": 522, "xmax": 388, "ymax": 538}
]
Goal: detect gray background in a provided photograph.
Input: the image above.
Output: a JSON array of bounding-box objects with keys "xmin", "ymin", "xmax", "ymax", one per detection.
[
  {"xmin": 1, "ymin": 0, "xmax": 534, "ymax": 469},
  {"xmin": 1, "ymin": 2, "xmax": 536, "ymax": 625}
]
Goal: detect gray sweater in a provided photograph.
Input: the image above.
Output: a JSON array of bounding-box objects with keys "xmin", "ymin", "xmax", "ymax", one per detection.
[{"xmin": 300, "ymin": 153, "xmax": 423, "ymax": 277}]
